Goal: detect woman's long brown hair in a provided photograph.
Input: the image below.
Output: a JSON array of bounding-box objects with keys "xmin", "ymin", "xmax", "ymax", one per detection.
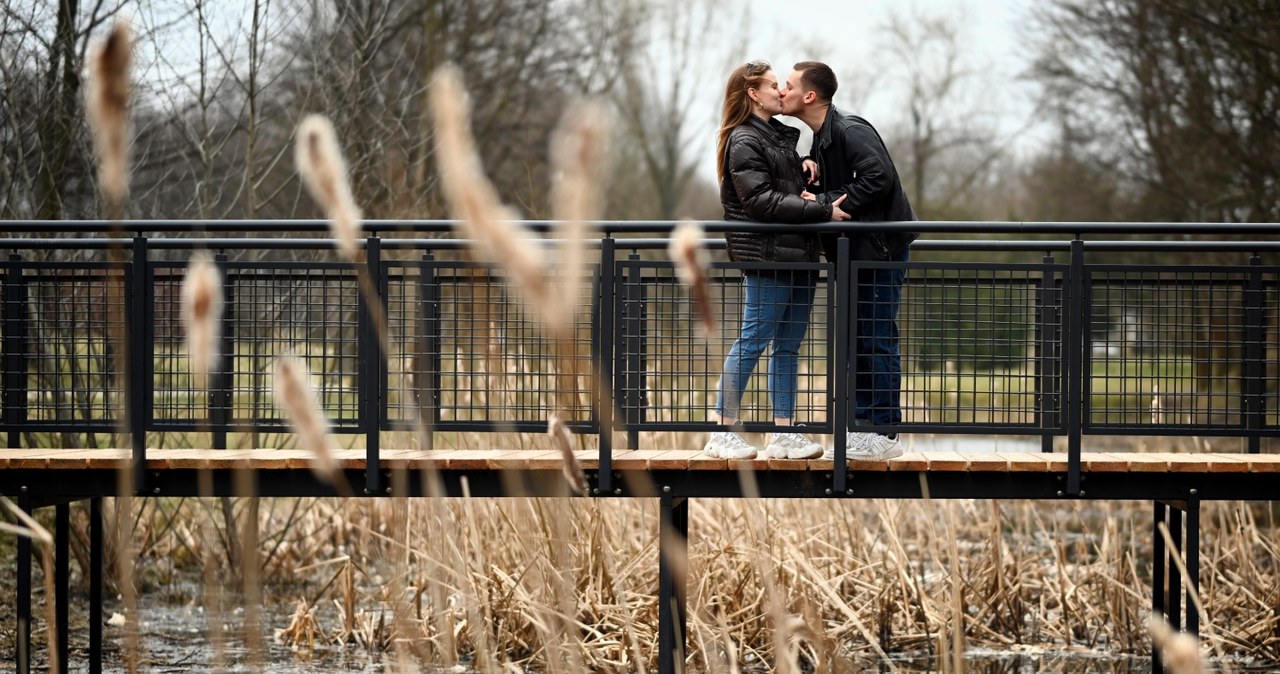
[{"xmin": 716, "ymin": 62, "xmax": 772, "ymax": 182}]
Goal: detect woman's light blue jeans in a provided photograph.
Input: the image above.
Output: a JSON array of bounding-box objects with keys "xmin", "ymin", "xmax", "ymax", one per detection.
[{"xmin": 715, "ymin": 273, "xmax": 816, "ymax": 421}]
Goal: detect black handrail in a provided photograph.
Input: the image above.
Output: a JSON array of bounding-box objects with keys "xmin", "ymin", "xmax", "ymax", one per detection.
[{"xmin": 0, "ymin": 222, "xmax": 1276, "ymax": 498}]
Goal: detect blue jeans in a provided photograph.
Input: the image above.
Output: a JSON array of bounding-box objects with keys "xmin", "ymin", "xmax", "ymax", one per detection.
[
  {"xmin": 853, "ymin": 248, "xmax": 907, "ymax": 426},
  {"xmin": 715, "ymin": 273, "xmax": 815, "ymax": 421}
]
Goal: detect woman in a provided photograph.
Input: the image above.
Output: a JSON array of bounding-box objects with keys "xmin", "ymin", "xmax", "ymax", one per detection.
[{"xmin": 704, "ymin": 59, "xmax": 851, "ymax": 460}]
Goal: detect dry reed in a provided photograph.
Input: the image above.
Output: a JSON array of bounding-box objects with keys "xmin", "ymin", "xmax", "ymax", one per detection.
[
  {"xmin": 548, "ymin": 414, "xmax": 587, "ymax": 495},
  {"xmin": 273, "ymin": 356, "xmax": 350, "ymax": 496},
  {"xmin": 429, "ymin": 65, "xmax": 556, "ymax": 336},
  {"xmin": 180, "ymin": 252, "xmax": 223, "ymax": 387},
  {"xmin": 1, "ymin": 498, "xmax": 59, "ymax": 674},
  {"xmin": 85, "ymin": 20, "xmax": 132, "ymax": 212},
  {"xmin": 295, "ymin": 115, "xmax": 362, "ymax": 261},
  {"xmin": 669, "ymin": 221, "xmax": 716, "ymax": 337}
]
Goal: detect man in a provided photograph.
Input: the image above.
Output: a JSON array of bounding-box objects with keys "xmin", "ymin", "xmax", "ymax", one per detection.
[{"xmin": 780, "ymin": 60, "xmax": 917, "ymax": 460}]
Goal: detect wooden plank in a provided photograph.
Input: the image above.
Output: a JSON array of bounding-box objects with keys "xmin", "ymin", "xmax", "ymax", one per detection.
[
  {"xmin": 1081, "ymin": 453, "xmax": 1130, "ymax": 473},
  {"xmin": 923, "ymin": 453, "xmax": 971, "ymax": 472},
  {"xmin": 647, "ymin": 450, "xmax": 700, "ymax": 469},
  {"xmin": 1000, "ymin": 452, "xmax": 1053, "ymax": 472},
  {"xmin": 1155, "ymin": 452, "xmax": 1211, "ymax": 472},
  {"xmin": 686, "ymin": 452, "xmax": 729, "ymax": 470},
  {"xmin": 884, "ymin": 451, "xmax": 928, "ymax": 471},
  {"xmin": 1202, "ymin": 453, "xmax": 1251, "ymax": 473},
  {"xmin": 1235, "ymin": 454, "xmax": 1280, "ymax": 473},
  {"xmin": 1118, "ymin": 453, "xmax": 1170, "ymax": 472},
  {"xmin": 765, "ymin": 457, "xmax": 813, "ymax": 471},
  {"xmin": 963, "ymin": 453, "xmax": 1010, "ymax": 472}
]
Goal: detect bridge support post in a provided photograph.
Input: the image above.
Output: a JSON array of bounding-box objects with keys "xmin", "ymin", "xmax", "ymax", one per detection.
[
  {"xmin": 658, "ymin": 494, "xmax": 688, "ymax": 674},
  {"xmin": 56, "ymin": 502, "xmax": 70, "ymax": 674},
  {"xmin": 90, "ymin": 497, "xmax": 104, "ymax": 674},
  {"xmin": 16, "ymin": 493, "xmax": 31, "ymax": 674},
  {"xmin": 1152, "ymin": 497, "xmax": 1200, "ymax": 672}
]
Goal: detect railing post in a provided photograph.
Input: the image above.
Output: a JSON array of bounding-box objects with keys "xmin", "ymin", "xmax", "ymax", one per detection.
[
  {"xmin": 832, "ymin": 236, "xmax": 851, "ymax": 495},
  {"xmin": 623, "ymin": 252, "xmax": 645, "ymax": 450},
  {"xmin": 658, "ymin": 494, "xmax": 688, "ymax": 674},
  {"xmin": 1243, "ymin": 255, "xmax": 1264, "ymax": 453},
  {"xmin": 1185, "ymin": 496, "xmax": 1200, "ymax": 636},
  {"xmin": 1037, "ymin": 254, "xmax": 1061, "ymax": 453},
  {"xmin": 596, "ymin": 236, "xmax": 616, "ymax": 495},
  {"xmin": 3, "ymin": 252, "xmax": 28, "ymax": 448},
  {"xmin": 362, "ymin": 236, "xmax": 382, "ymax": 496},
  {"xmin": 417, "ymin": 252, "xmax": 440, "ymax": 451},
  {"xmin": 1065, "ymin": 239, "xmax": 1084, "ymax": 495},
  {"xmin": 210, "ymin": 253, "xmax": 233, "ymax": 450},
  {"xmin": 129, "ymin": 236, "xmax": 150, "ymax": 493}
]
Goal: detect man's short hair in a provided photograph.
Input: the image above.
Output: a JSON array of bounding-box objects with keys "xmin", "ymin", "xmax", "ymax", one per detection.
[{"xmin": 793, "ymin": 61, "xmax": 837, "ymax": 102}]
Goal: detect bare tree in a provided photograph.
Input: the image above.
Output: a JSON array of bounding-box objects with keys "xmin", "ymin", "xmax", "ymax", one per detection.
[
  {"xmin": 876, "ymin": 4, "xmax": 1025, "ymax": 220},
  {"xmin": 1031, "ymin": 0, "xmax": 1280, "ymax": 223}
]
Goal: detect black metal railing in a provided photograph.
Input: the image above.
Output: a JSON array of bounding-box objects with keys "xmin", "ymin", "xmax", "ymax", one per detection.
[{"xmin": 1, "ymin": 221, "xmax": 1277, "ymax": 496}]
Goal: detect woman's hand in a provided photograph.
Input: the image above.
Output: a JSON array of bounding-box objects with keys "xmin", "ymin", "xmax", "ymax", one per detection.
[
  {"xmin": 800, "ymin": 190, "xmax": 816, "ymax": 201},
  {"xmin": 829, "ymin": 194, "xmax": 852, "ymax": 221},
  {"xmin": 802, "ymin": 158, "xmax": 819, "ymax": 184}
]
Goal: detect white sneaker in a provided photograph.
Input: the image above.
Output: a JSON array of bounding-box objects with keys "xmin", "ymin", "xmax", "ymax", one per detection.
[
  {"xmin": 823, "ymin": 432, "xmax": 901, "ymax": 460},
  {"xmin": 765, "ymin": 432, "xmax": 824, "ymax": 460},
  {"xmin": 848, "ymin": 433, "xmax": 903, "ymax": 460},
  {"xmin": 702, "ymin": 432, "xmax": 757, "ymax": 460}
]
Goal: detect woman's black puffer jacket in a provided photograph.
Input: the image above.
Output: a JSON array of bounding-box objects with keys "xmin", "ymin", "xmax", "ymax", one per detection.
[{"xmin": 720, "ymin": 116, "xmax": 831, "ymax": 265}]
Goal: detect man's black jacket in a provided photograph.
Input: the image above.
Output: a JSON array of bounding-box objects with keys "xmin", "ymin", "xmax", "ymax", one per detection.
[{"xmin": 810, "ymin": 105, "xmax": 918, "ymax": 261}]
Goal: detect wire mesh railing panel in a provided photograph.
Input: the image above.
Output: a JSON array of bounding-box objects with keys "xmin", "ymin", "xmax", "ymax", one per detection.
[
  {"xmin": 19, "ymin": 265, "xmax": 127, "ymax": 424},
  {"xmin": 426, "ymin": 262, "xmax": 596, "ymax": 426},
  {"xmin": 1086, "ymin": 267, "xmax": 1250, "ymax": 430},
  {"xmin": 620, "ymin": 262, "xmax": 832, "ymax": 429},
  {"xmin": 899, "ymin": 264, "xmax": 1057, "ymax": 428},
  {"xmin": 225, "ymin": 265, "xmax": 362, "ymax": 429},
  {"xmin": 1263, "ymin": 276, "xmax": 1279, "ymax": 429},
  {"xmin": 150, "ymin": 264, "xmax": 209, "ymax": 426}
]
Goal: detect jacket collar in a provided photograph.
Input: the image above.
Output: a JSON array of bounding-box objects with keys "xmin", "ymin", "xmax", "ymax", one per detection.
[
  {"xmin": 814, "ymin": 105, "xmax": 841, "ymax": 149},
  {"xmin": 743, "ymin": 114, "xmax": 802, "ymax": 145}
]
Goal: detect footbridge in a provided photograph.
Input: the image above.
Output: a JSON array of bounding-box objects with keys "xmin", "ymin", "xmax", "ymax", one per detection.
[{"xmin": 1, "ymin": 220, "xmax": 1277, "ymax": 673}]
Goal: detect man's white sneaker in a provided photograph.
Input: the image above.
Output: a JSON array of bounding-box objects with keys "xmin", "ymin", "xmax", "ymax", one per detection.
[
  {"xmin": 848, "ymin": 433, "xmax": 903, "ymax": 460},
  {"xmin": 702, "ymin": 432, "xmax": 757, "ymax": 460},
  {"xmin": 765, "ymin": 432, "xmax": 824, "ymax": 460},
  {"xmin": 823, "ymin": 432, "xmax": 902, "ymax": 460}
]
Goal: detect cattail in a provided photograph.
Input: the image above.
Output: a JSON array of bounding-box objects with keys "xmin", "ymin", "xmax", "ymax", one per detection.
[
  {"xmin": 181, "ymin": 253, "xmax": 223, "ymax": 388},
  {"xmin": 295, "ymin": 115, "xmax": 362, "ymax": 261},
  {"xmin": 85, "ymin": 20, "xmax": 133, "ymax": 210},
  {"xmin": 429, "ymin": 66, "xmax": 553, "ymax": 330},
  {"xmin": 1148, "ymin": 613, "xmax": 1204, "ymax": 674},
  {"xmin": 669, "ymin": 220, "xmax": 715, "ymax": 336},
  {"xmin": 550, "ymin": 103, "xmax": 611, "ymax": 330},
  {"xmin": 273, "ymin": 356, "xmax": 343, "ymax": 490},
  {"xmin": 548, "ymin": 414, "xmax": 587, "ymax": 495}
]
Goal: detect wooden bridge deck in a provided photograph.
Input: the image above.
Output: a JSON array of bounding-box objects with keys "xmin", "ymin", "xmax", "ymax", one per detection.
[{"xmin": 4, "ymin": 448, "xmax": 1280, "ymax": 472}]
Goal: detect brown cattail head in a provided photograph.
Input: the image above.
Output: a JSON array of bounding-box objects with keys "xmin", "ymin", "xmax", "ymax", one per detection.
[
  {"xmin": 429, "ymin": 65, "xmax": 558, "ymax": 334},
  {"xmin": 85, "ymin": 20, "xmax": 133, "ymax": 210},
  {"xmin": 550, "ymin": 103, "xmax": 610, "ymax": 327},
  {"xmin": 548, "ymin": 414, "xmax": 587, "ymax": 495},
  {"xmin": 273, "ymin": 356, "xmax": 341, "ymax": 486},
  {"xmin": 295, "ymin": 115, "xmax": 362, "ymax": 261},
  {"xmin": 181, "ymin": 253, "xmax": 223, "ymax": 388},
  {"xmin": 669, "ymin": 220, "xmax": 715, "ymax": 337}
]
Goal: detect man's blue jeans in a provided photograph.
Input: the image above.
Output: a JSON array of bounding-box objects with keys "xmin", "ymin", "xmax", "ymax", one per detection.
[
  {"xmin": 715, "ymin": 273, "xmax": 815, "ymax": 421},
  {"xmin": 853, "ymin": 248, "xmax": 907, "ymax": 426}
]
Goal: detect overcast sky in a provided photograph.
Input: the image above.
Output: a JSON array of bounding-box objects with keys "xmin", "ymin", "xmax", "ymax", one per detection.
[{"xmin": 685, "ymin": 0, "xmax": 1044, "ymax": 180}]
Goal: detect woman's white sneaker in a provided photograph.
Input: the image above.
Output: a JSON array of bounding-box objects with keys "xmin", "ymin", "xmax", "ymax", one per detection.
[
  {"xmin": 765, "ymin": 432, "xmax": 824, "ymax": 459},
  {"xmin": 703, "ymin": 432, "xmax": 757, "ymax": 460}
]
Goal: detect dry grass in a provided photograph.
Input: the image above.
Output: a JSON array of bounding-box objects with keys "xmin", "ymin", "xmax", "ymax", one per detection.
[{"xmin": 45, "ymin": 495, "xmax": 1278, "ymax": 672}]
